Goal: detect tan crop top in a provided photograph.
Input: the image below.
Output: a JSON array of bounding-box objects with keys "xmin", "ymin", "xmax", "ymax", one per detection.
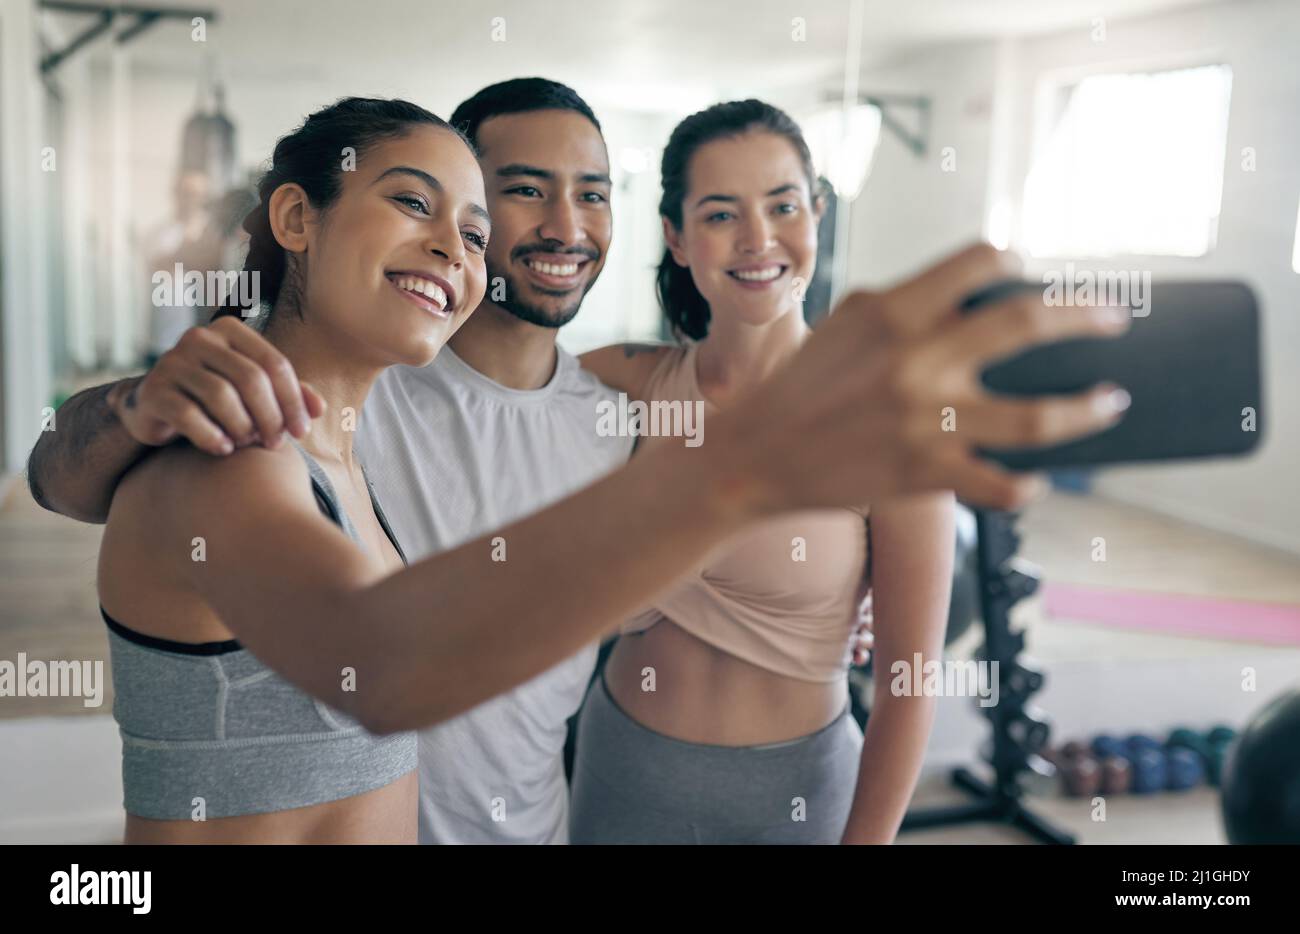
[{"xmin": 622, "ymin": 343, "xmax": 870, "ymax": 683}]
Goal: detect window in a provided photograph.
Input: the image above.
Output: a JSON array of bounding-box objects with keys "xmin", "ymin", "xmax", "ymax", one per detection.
[{"xmin": 1023, "ymin": 64, "xmax": 1233, "ymax": 258}]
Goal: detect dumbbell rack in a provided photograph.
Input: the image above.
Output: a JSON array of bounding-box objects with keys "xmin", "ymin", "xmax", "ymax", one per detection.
[{"xmin": 899, "ymin": 509, "xmax": 1077, "ymax": 845}]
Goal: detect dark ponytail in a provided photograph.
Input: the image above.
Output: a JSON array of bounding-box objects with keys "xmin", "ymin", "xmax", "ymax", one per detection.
[
  {"xmin": 214, "ymin": 97, "xmax": 467, "ymax": 322},
  {"xmin": 656, "ymin": 99, "xmax": 820, "ymax": 341}
]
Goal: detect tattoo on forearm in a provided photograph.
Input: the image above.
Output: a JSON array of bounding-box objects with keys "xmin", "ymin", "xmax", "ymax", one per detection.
[
  {"xmin": 26, "ymin": 383, "xmax": 119, "ymax": 512},
  {"xmin": 622, "ymin": 343, "xmax": 664, "ymax": 358},
  {"xmin": 66, "ymin": 385, "xmax": 120, "ymax": 460}
]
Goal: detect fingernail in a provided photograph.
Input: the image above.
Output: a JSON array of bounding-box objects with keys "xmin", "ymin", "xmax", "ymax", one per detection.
[
  {"xmin": 217, "ymin": 436, "xmax": 233, "ymax": 454},
  {"xmin": 1097, "ymin": 386, "xmax": 1132, "ymax": 415},
  {"xmin": 1095, "ymin": 305, "xmax": 1130, "ymax": 328}
]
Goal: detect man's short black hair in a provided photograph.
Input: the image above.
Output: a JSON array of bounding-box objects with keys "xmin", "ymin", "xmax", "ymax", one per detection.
[{"xmin": 450, "ymin": 77, "xmax": 602, "ymax": 150}]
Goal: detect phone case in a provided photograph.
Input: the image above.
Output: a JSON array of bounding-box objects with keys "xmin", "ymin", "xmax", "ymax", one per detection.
[{"xmin": 960, "ymin": 278, "xmax": 1264, "ymax": 471}]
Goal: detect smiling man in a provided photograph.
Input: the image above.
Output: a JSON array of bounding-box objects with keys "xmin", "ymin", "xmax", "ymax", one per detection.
[
  {"xmin": 355, "ymin": 79, "xmax": 632, "ymax": 843},
  {"xmin": 478, "ymin": 134, "xmax": 609, "ymax": 327}
]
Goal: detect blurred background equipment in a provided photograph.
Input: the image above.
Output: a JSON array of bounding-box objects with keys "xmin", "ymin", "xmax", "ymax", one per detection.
[
  {"xmin": 143, "ymin": 66, "xmax": 243, "ymax": 363},
  {"xmin": 1220, "ymin": 689, "xmax": 1300, "ymax": 844},
  {"xmin": 899, "ymin": 509, "xmax": 1073, "ymax": 844},
  {"xmin": 180, "ymin": 73, "xmax": 237, "ymax": 191}
]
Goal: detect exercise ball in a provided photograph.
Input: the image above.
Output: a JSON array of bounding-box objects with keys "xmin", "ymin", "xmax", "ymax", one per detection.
[
  {"xmin": 1220, "ymin": 688, "xmax": 1300, "ymax": 844},
  {"xmin": 946, "ymin": 504, "xmax": 980, "ymax": 645}
]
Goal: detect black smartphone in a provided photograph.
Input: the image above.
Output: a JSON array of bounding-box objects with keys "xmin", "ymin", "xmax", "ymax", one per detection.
[{"xmin": 960, "ymin": 278, "xmax": 1264, "ymax": 471}]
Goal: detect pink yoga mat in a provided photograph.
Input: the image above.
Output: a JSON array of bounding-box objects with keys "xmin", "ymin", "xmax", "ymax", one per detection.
[{"xmin": 1040, "ymin": 583, "xmax": 1300, "ymax": 646}]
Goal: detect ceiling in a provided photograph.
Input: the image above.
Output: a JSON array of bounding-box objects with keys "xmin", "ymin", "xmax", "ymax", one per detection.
[{"xmin": 43, "ymin": 0, "xmax": 1225, "ymax": 112}]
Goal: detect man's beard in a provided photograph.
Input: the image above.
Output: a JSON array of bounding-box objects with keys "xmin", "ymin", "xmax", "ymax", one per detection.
[{"xmin": 489, "ymin": 265, "xmax": 591, "ymax": 329}]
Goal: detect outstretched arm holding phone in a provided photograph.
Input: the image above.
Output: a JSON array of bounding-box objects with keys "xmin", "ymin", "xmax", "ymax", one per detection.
[{"xmin": 28, "ymin": 244, "xmax": 1131, "ymax": 727}]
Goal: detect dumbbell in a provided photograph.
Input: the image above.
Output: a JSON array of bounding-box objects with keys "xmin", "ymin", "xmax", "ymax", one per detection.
[
  {"xmin": 1168, "ymin": 726, "xmax": 1214, "ymax": 785},
  {"xmin": 1207, "ymin": 724, "xmax": 1237, "ymax": 746},
  {"xmin": 1206, "ymin": 724, "xmax": 1237, "ymax": 786},
  {"xmin": 1091, "ymin": 734, "xmax": 1124, "ymax": 761},
  {"xmin": 1167, "ymin": 726, "xmax": 1210, "ymax": 756},
  {"xmin": 1059, "ymin": 739, "xmax": 1088, "ymax": 761},
  {"xmin": 1062, "ymin": 752, "xmax": 1103, "ymax": 798},
  {"xmin": 1064, "ymin": 735, "xmax": 1132, "ymax": 794},
  {"xmin": 1124, "ymin": 733, "xmax": 1163, "ymax": 756},
  {"xmin": 1129, "ymin": 747, "xmax": 1169, "ymax": 794},
  {"xmin": 1099, "ymin": 755, "xmax": 1132, "ymax": 795},
  {"xmin": 1167, "ymin": 726, "xmax": 1229, "ymax": 787},
  {"xmin": 1049, "ymin": 742, "xmax": 1106, "ymax": 798},
  {"xmin": 1166, "ymin": 747, "xmax": 1205, "ymax": 790}
]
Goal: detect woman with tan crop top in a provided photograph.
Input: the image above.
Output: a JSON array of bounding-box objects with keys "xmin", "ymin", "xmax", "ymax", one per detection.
[{"xmin": 573, "ymin": 100, "xmax": 956, "ymax": 844}]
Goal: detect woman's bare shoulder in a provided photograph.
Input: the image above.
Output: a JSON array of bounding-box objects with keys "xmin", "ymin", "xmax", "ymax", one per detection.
[
  {"xmin": 579, "ymin": 342, "xmax": 674, "ymax": 398},
  {"xmin": 115, "ymin": 440, "xmax": 313, "ymax": 521}
]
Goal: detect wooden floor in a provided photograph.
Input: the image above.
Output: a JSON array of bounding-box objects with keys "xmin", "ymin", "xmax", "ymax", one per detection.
[
  {"xmin": 0, "ymin": 474, "xmax": 106, "ymax": 719},
  {"xmin": 1019, "ymin": 490, "xmax": 1300, "ymax": 604},
  {"xmin": 900, "ymin": 772, "xmax": 1230, "ymax": 844},
  {"xmin": 904, "ymin": 490, "xmax": 1300, "ymax": 844}
]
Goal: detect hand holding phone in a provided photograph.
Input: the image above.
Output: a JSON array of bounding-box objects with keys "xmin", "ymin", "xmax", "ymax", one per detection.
[{"xmin": 961, "ymin": 278, "xmax": 1263, "ymax": 471}]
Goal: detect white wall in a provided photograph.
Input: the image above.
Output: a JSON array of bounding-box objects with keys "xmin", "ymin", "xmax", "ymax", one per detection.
[
  {"xmin": 557, "ymin": 108, "xmax": 679, "ymax": 354},
  {"xmin": 844, "ymin": 40, "xmax": 1003, "ymax": 289},
  {"xmin": 1001, "ymin": 0, "xmax": 1300, "ymax": 555},
  {"xmin": 839, "ymin": 0, "xmax": 1299, "ymax": 553}
]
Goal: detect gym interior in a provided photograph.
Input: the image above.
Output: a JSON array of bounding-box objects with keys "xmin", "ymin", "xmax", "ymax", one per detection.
[{"xmin": 1, "ymin": 0, "xmax": 1298, "ymax": 847}]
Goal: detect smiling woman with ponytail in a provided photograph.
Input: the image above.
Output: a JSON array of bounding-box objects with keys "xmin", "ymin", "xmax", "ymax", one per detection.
[
  {"xmin": 214, "ymin": 193, "xmax": 287, "ymax": 322},
  {"xmin": 575, "ymin": 98, "xmax": 958, "ymax": 845},
  {"xmin": 214, "ymin": 97, "xmax": 461, "ymax": 325},
  {"xmin": 653, "ymin": 100, "xmax": 821, "ymax": 341},
  {"xmin": 97, "ymin": 95, "xmax": 499, "ymax": 842}
]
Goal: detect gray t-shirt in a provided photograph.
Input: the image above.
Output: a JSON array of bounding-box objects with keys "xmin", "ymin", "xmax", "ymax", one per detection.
[{"xmin": 357, "ymin": 344, "xmax": 633, "ymax": 844}]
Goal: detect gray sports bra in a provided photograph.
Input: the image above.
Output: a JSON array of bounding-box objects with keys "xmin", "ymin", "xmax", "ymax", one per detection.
[{"xmin": 102, "ymin": 440, "xmax": 417, "ymax": 821}]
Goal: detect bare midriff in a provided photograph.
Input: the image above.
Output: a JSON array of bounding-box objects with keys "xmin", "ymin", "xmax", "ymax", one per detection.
[{"xmin": 604, "ymin": 619, "xmax": 847, "ymax": 746}]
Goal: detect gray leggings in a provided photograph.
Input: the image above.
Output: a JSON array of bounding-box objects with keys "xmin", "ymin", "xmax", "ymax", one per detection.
[{"xmin": 569, "ymin": 674, "xmax": 864, "ymax": 844}]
